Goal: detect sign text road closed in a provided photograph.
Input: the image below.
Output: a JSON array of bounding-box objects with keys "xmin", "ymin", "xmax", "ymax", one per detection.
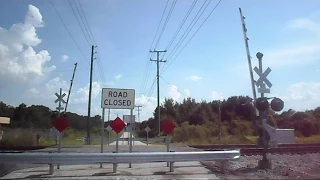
[{"xmin": 101, "ymin": 88, "xmax": 135, "ymax": 109}]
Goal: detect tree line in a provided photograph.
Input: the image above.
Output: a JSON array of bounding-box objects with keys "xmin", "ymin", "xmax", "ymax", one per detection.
[{"xmin": 1, "ymin": 95, "xmax": 320, "ymax": 141}]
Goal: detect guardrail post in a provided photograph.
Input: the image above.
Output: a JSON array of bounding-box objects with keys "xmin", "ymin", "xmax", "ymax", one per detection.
[
  {"xmin": 112, "ymin": 151, "xmax": 117, "ymax": 173},
  {"xmin": 169, "ymin": 150, "xmax": 175, "ymax": 172},
  {"xmin": 220, "ymin": 160, "xmax": 229, "ymax": 174},
  {"xmin": 48, "ymin": 152, "xmax": 54, "ymax": 175},
  {"xmin": 49, "ymin": 164, "xmax": 54, "ymax": 175}
]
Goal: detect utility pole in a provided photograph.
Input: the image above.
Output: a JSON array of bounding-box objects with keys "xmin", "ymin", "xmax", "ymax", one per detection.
[
  {"xmin": 150, "ymin": 49, "xmax": 166, "ymax": 137},
  {"xmin": 64, "ymin": 63, "xmax": 77, "ymax": 113},
  {"xmin": 135, "ymin": 105, "xmax": 142, "ymax": 122},
  {"xmin": 135, "ymin": 105, "xmax": 142, "ymax": 134},
  {"xmin": 87, "ymin": 45, "xmax": 95, "ymax": 145}
]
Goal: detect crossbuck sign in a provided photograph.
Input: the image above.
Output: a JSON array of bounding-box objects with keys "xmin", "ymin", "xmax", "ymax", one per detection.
[
  {"xmin": 55, "ymin": 92, "xmax": 66, "ymax": 104},
  {"xmin": 101, "ymin": 88, "xmax": 135, "ymax": 109},
  {"xmin": 254, "ymin": 66, "xmax": 272, "ymax": 94}
]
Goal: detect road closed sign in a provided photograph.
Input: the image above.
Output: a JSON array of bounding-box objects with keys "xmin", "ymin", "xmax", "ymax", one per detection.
[{"xmin": 101, "ymin": 88, "xmax": 135, "ymax": 109}]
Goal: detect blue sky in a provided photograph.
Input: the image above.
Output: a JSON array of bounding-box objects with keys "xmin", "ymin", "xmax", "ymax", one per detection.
[{"xmin": 0, "ymin": 0, "xmax": 320, "ymax": 122}]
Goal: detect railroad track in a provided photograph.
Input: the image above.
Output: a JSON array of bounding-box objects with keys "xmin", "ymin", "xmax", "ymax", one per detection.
[
  {"xmin": 190, "ymin": 143, "xmax": 320, "ymax": 155},
  {"xmin": 0, "ymin": 145, "xmax": 50, "ymax": 152}
]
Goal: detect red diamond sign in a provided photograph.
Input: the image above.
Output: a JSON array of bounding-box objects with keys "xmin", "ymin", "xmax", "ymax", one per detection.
[
  {"xmin": 110, "ymin": 117, "xmax": 126, "ymax": 134},
  {"xmin": 52, "ymin": 114, "xmax": 69, "ymax": 132},
  {"xmin": 161, "ymin": 119, "xmax": 176, "ymax": 135}
]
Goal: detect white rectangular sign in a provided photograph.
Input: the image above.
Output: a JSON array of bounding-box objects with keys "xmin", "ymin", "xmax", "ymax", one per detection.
[
  {"xmin": 101, "ymin": 88, "xmax": 135, "ymax": 109},
  {"xmin": 123, "ymin": 115, "xmax": 135, "ymax": 123}
]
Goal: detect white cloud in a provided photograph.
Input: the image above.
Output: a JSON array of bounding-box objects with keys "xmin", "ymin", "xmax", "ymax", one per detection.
[
  {"xmin": 114, "ymin": 74, "xmax": 122, "ymax": 80},
  {"xmin": 211, "ymin": 91, "xmax": 224, "ymax": 101},
  {"xmin": 27, "ymin": 77, "xmax": 69, "ymax": 100},
  {"xmin": 286, "ymin": 18, "xmax": 320, "ymax": 36},
  {"xmin": 186, "ymin": 75, "xmax": 202, "ymax": 82},
  {"xmin": 0, "ymin": 5, "xmax": 55, "ymax": 85},
  {"xmin": 261, "ymin": 17, "xmax": 320, "ymax": 68},
  {"xmin": 168, "ymin": 85, "xmax": 181, "ymax": 101},
  {"xmin": 72, "ymin": 81, "xmax": 102, "ymax": 104},
  {"xmin": 276, "ymin": 82, "xmax": 320, "ymax": 111},
  {"xmin": 184, "ymin": 89, "xmax": 190, "ymax": 97},
  {"xmin": 61, "ymin": 55, "xmax": 69, "ymax": 62}
]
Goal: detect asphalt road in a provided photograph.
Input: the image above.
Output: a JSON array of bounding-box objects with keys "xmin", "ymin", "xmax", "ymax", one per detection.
[{"xmin": 0, "ymin": 144, "xmax": 221, "ymax": 179}]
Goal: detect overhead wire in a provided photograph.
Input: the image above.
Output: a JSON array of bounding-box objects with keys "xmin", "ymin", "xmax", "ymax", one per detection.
[
  {"xmin": 138, "ymin": 0, "xmax": 171, "ymax": 102},
  {"xmin": 153, "ymin": 0, "xmax": 177, "ymax": 49},
  {"xmin": 67, "ymin": 0, "xmax": 92, "ymax": 47},
  {"xmin": 161, "ymin": 0, "xmax": 212, "ymax": 63},
  {"xmin": 162, "ymin": 0, "xmax": 198, "ymax": 58},
  {"xmin": 160, "ymin": 76, "xmax": 190, "ymax": 98},
  {"xmin": 161, "ymin": 0, "xmax": 223, "ymax": 74},
  {"xmin": 75, "ymin": 0, "xmax": 107, "ymax": 83},
  {"xmin": 50, "ymin": 0, "xmax": 89, "ymax": 66}
]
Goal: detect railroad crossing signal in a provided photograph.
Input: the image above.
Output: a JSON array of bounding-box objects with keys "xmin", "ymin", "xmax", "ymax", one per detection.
[{"xmin": 55, "ymin": 92, "xmax": 66, "ymax": 104}]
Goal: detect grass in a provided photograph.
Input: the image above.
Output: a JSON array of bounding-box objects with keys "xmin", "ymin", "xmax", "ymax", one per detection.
[
  {"xmin": 295, "ymin": 135, "xmax": 320, "ymax": 143},
  {"xmin": 1, "ymin": 128, "xmax": 320, "ymax": 147}
]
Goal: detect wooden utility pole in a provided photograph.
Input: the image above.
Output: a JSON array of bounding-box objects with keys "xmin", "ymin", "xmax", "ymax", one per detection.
[
  {"xmin": 87, "ymin": 45, "xmax": 95, "ymax": 145},
  {"xmin": 150, "ymin": 50, "xmax": 166, "ymax": 136}
]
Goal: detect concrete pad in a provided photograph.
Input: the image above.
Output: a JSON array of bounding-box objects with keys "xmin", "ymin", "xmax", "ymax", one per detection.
[{"xmin": 0, "ymin": 162, "xmax": 221, "ymax": 179}]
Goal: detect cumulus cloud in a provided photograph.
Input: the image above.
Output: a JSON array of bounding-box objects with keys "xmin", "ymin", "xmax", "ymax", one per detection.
[
  {"xmin": 61, "ymin": 55, "xmax": 69, "ymax": 62},
  {"xmin": 0, "ymin": 5, "xmax": 55, "ymax": 85},
  {"xmin": 114, "ymin": 74, "xmax": 122, "ymax": 80},
  {"xmin": 286, "ymin": 17, "xmax": 320, "ymax": 36},
  {"xmin": 168, "ymin": 85, "xmax": 181, "ymax": 101},
  {"xmin": 211, "ymin": 91, "xmax": 224, "ymax": 101},
  {"xmin": 276, "ymin": 82, "xmax": 320, "ymax": 111},
  {"xmin": 186, "ymin": 75, "xmax": 202, "ymax": 82},
  {"xmin": 262, "ymin": 17, "xmax": 320, "ymax": 68}
]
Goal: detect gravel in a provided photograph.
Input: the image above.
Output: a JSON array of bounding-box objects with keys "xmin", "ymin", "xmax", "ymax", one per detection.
[{"xmin": 202, "ymin": 153, "xmax": 320, "ymax": 179}]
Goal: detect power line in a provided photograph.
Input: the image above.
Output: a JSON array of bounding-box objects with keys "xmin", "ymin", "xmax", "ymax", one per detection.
[
  {"xmin": 154, "ymin": 0, "xmax": 177, "ymax": 49},
  {"xmin": 139, "ymin": 0, "xmax": 170, "ymax": 97},
  {"xmin": 149, "ymin": 0, "xmax": 170, "ymax": 50},
  {"xmin": 162, "ymin": 0, "xmax": 212, "ymax": 62},
  {"xmin": 161, "ymin": 0, "xmax": 223, "ymax": 74},
  {"xmin": 75, "ymin": 0, "xmax": 107, "ymax": 83},
  {"xmin": 160, "ymin": 76, "xmax": 190, "ymax": 98},
  {"xmin": 67, "ymin": 0, "xmax": 91, "ymax": 47},
  {"xmin": 164, "ymin": 0, "xmax": 198, "ymax": 54},
  {"xmin": 50, "ymin": 0, "xmax": 89, "ymax": 65}
]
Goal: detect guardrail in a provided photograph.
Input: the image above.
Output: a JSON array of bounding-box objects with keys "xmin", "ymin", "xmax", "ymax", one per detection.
[{"xmin": 0, "ymin": 150, "xmax": 240, "ymax": 174}]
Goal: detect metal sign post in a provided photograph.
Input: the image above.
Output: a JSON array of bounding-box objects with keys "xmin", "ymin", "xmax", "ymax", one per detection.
[
  {"xmin": 100, "ymin": 108, "xmax": 105, "ymax": 168},
  {"xmin": 145, "ymin": 126, "xmax": 151, "ymax": 145},
  {"xmin": 129, "ymin": 109, "xmax": 133, "ymax": 168},
  {"xmin": 106, "ymin": 125, "xmax": 112, "ymax": 145},
  {"xmin": 255, "ymin": 52, "xmax": 272, "ymax": 169},
  {"xmin": 54, "ymin": 88, "xmax": 66, "ymax": 170}
]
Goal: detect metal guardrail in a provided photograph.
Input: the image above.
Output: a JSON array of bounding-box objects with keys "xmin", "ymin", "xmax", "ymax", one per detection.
[{"xmin": 0, "ymin": 150, "xmax": 240, "ymax": 174}]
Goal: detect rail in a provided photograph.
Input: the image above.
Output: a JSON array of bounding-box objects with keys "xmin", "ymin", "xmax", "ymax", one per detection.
[{"xmin": 0, "ymin": 150, "xmax": 240, "ymax": 174}]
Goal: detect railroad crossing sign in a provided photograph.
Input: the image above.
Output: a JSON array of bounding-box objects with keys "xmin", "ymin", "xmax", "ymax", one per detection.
[
  {"xmin": 55, "ymin": 92, "xmax": 66, "ymax": 104},
  {"xmin": 254, "ymin": 66, "xmax": 272, "ymax": 88}
]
